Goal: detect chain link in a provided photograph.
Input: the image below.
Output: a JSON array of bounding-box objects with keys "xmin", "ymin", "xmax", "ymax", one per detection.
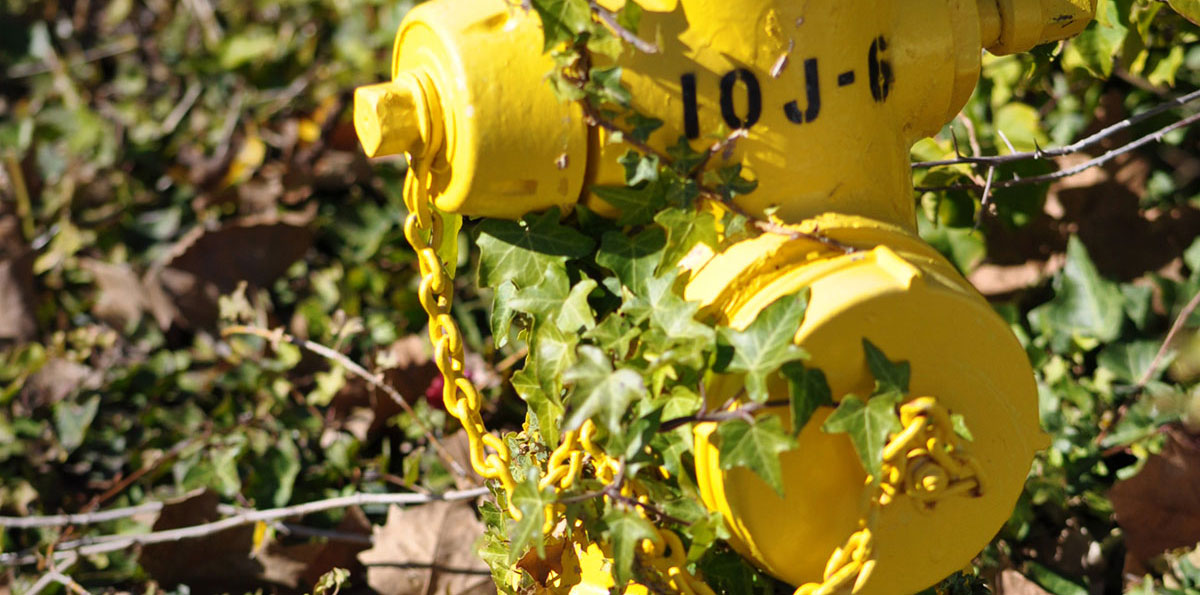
[
  {"xmin": 402, "ymin": 162, "xmax": 711, "ymax": 593},
  {"xmin": 402, "ymin": 159, "xmax": 519, "ymax": 517},
  {"xmin": 794, "ymin": 395, "xmax": 984, "ymax": 595}
]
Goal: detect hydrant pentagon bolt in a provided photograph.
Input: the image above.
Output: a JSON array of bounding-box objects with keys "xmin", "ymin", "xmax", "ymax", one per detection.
[{"xmin": 352, "ymin": 0, "xmax": 1095, "ymax": 592}]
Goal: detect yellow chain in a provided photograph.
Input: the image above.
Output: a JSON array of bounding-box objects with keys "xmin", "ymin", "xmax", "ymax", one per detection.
[
  {"xmin": 795, "ymin": 396, "xmax": 984, "ymax": 595},
  {"xmin": 403, "ymin": 163, "xmax": 710, "ymax": 593},
  {"xmin": 402, "ymin": 159, "xmax": 519, "ymax": 517}
]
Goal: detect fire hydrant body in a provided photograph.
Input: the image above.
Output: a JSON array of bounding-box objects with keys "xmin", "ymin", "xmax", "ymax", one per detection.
[{"xmin": 352, "ymin": 0, "xmax": 1094, "ymax": 591}]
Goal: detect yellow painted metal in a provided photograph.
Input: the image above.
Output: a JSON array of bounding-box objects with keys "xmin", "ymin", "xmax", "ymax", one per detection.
[
  {"xmin": 685, "ymin": 214, "xmax": 1047, "ymax": 593},
  {"xmin": 354, "ymin": 0, "xmax": 589, "ymax": 218},
  {"xmin": 355, "ymin": 0, "xmax": 1094, "ymax": 228},
  {"xmin": 351, "ymin": 0, "xmax": 1092, "ymax": 592}
]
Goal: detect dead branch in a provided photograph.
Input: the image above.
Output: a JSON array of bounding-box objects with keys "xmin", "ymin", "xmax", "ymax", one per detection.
[{"xmin": 0, "ymin": 488, "xmax": 489, "ymax": 567}]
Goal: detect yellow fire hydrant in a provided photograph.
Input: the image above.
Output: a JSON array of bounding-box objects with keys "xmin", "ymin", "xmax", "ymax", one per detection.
[{"xmin": 352, "ymin": 0, "xmax": 1094, "ymax": 592}]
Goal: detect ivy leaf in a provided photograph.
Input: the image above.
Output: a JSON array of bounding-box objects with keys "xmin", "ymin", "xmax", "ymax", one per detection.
[
  {"xmin": 476, "ymin": 208, "xmax": 593, "ymax": 289},
  {"xmin": 654, "ymin": 207, "xmax": 718, "ymax": 273},
  {"xmin": 619, "ymin": 150, "xmax": 659, "ymax": 186},
  {"xmin": 507, "ymin": 470, "xmax": 554, "ymax": 564},
  {"xmin": 780, "ymin": 362, "xmax": 834, "ymax": 437},
  {"xmin": 564, "ymin": 345, "xmax": 646, "ymax": 434},
  {"xmin": 625, "ymin": 113, "xmax": 662, "ymax": 144},
  {"xmin": 585, "ymin": 313, "xmax": 639, "ymax": 359},
  {"xmin": 1027, "ymin": 235, "xmax": 1124, "ymax": 353},
  {"xmin": 822, "ymin": 394, "xmax": 902, "ymax": 479},
  {"xmin": 589, "ymin": 66, "xmax": 632, "ymax": 107},
  {"xmin": 556, "ymin": 277, "xmax": 598, "ymax": 333},
  {"xmin": 643, "ymin": 271, "xmax": 713, "ymax": 343},
  {"xmin": 509, "ymin": 264, "xmax": 571, "ymax": 325},
  {"xmin": 1097, "ymin": 340, "xmax": 1164, "ymax": 384},
  {"xmin": 603, "ymin": 507, "xmax": 660, "ymax": 584},
  {"xmin": 715, "ymin": 292, "xmax": 809, "ymax": 403},
  {"xmin": 1168, "ymin": 0, "xmax": 1200, "ymax": 26},
  {"xmin": 529, "ymin": 0, "xmax": 593, "ymax": 51},
  {"xmin": 591, "ymin": 183, "xmax": 667, "ymax": 226},
  {"xmin": 490, "ymin": 281, "xmax": 517, "ymax": 349},
  {"xmin": 595, "ymin": 227, "xmax": 666, "ymax": 294},
  {"xmin": 666, "ymin": 136, "xmax": 706, "ymax": 174},
  {"xmin": 716, "ymin": 415, "xmax": 797, "ymax": 496},
  {"xmin": 862, "ymin": 338, "xmax": 910, "ymax": 396}
]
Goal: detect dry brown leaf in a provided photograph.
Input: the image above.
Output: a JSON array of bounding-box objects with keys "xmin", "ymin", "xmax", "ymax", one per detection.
[
  {"xmin": 358, "ymin": 501, "xmax": 495, "ymax": 595},
  {"xmin": 1110, "ymin": 430, "xmax": 1200, "ymax": 566},
  {"xmin": 18, "ymin": 358, "xmax": 100, "ymax": 411},
  {"xmin": 145, "ymin": 212, "xmax": 314, "ymax": 329},
  {"xmin": 0, "ymin": 216, "xmax": 36, "ymax": 341},
  {"xmin": 299, "ymin": 505, "xmax": 373, "ymax": 586},
  {"xmin": 995, "ymin": 569, "xmax": 1052, "ymax": 594},
  {"xmin": 81, "ymin": 258, "xmax": 149, "ymax": 330},
  {"xmin": 139, "ymin": 490, "xmax": 262, "ymax": 590}
]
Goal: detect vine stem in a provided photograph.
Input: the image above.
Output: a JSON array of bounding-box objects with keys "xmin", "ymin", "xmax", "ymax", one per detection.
[
  {"xmin": 1137, "ymin": 289, "xmax": 1200, "ymax": 388},
  {"xmin": 221, "ymin": 325, "xmax": 472, "ymax": 485},
  {"xmin": 914, "ymin": 109, "xmax": 1200, "ymax": 192},
  {"xmin": 913, "ymin": 87, "xmax": 1200, "ymax": 169},
  {"xmin": 0, "ymin": 488, "xmax": 490, "ymax": 567}
]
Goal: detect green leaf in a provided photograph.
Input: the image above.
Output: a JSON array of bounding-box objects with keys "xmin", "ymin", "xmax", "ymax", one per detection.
[
  {"xmin": 1062, "ymin": 3, "xmax": 1128, "ymax": 78},
  {"xmin": 476, "ymin": 208, "xmax": 594, "ymax": 289},
  {"xmin": 507, "ymin": 470, "xmax": 554, "ymax": 564},
  {"xmin": 1097, "ymin": 340, "xmax": 1163, "ymax": 384},
  {"xmin": 510, "ymin": 264, "xmax": 571, "ymax": 325},
  {"xmin": 862, "ymin": 338, "xmax": 910, "ymax": 395},
  {"xmin": 589, "ymin": 66, "xmax": 632, "ymax": 107},
  {"xmin": 716, "ymin": 292, "xmax": 809, "ymax": 403},
  {"xmin": 666, "ymin": 136, "xmax": 706, "ymax": 174},
  {"xmin": 490, "ymin": 281, "xmax": 518, "ymax": 349},
  {"xmin": 1120, "ymin": 283, "xmax": 1153, "ymax": 331},
  {"xmin": 436, "ymin": 209, "xmax": 462, "ymax": 279},
  {"xmin": 716, "ymin": 415, "xmax": 797, "ymax": 496},
  {"xmin": 53, "ymin": 394, "xmax": 100, "ymax": 453},
  {"xmin": 619, "ymin": 150, "xmax": 660, "ymax": 186},
  {"xmin": 780, "ymin": 362, "xmax": 834, "ymax": 436},
  {"xmin": 993, "ymin": 102, "xmax": 1050, "ymax": 153},
  {"xmin": 822, "ymin": 394, "xmax": 902, "ymax": 479},
  {"xmin": 529, "ymin": 0, "xmax": 593, "ymax": 51},
  {"xmin": 557, "ymin": 277, "xmax": 599, "ymax": 333},
  {"xmin": 603, "ymin": 507, "xmax": 660, "ymax": 584},
  {"xmin": 1027, "ymin": 236, "xmax": 1124, "ymax": 352},
  {"xmin": 564, "ymin": 345, "xmax": 645, "ymax": 434},
  {"xmin": 654, "ymin": 207, "xmax": 718, "ymax": 273},
  {"xmin": 1024, "ymin": 561, "xmax": 1089, "ymax": 595},
  {"xmin": 625, "ymin": 112, "xmax": 662, "ymax": 144},
  {"xmin": 585, "ymin": 313, "xmax": 639, "ymax": 359},
  {"xmin": 591, "ymin": 183, "xmax": 667, "ymax": 226},
  {"xmin": 595, "ymin": 227, "xmax": 666, "ymax": 294},
  {"xmin": 635, "ymin": 270, "xmax": 713, "ymax": 343}
]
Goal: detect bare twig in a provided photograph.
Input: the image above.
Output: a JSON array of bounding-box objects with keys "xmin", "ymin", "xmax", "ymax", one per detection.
[
  {"xmin": 914, "ymin": 87, "xmax": 1200, "ymax": 169},
  {"xmin": 0, "ymin": 488, "xmax": 489, "ymax": 567},
  {"xmin": 221, "ymin": 325, "xmax": 471, "ymax": 483},
  {"xmin": 1137, "ymin": 290, "xmax": 1200, "ymax": 388},
  {"xmin": 6, "ymin": 35, "xmax": 139, "ymax": 79},
  {"xmin": 580, "ymin": 102, "xmax": 674, "ymax": 165},
  {"xmin": 659, "ymin": 398, "xmax": 789, "ymax": 432},
  {"xmin": 689, "ymin": 129, "xmax": 749, "ymax": 178},
  {"xmin": 956, "ymin": 113, "xmax": 983, "ymax": 158},
  {"xmin": 160, "ymin": 80, "xmax": 203, "ymax": 136},
  {"xmin": 915, "ymin": 111, "xmax": 1200, "ymax": 192},
  {"xmin": 589, "ymin": 1, "xmax": 658, "ymax": 53},
  {"xmin": 975, "ymin": 165, "xmax": 996, "ymax": 229}
]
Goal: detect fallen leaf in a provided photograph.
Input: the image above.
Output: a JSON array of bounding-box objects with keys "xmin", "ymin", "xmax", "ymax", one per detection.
[
  {"xmin": 81, "ymin": 258, "xmax": 149, "ymax": 330},
  {"xmin": 145, "ymin": 212, "xmax": 314, "ymax": 329},
  {"xmin": 357, "ymin": 501, "xmax": 495, "ymax": 595},
  {"xmin": 139, "ymin": 490, "xmax": 261, "ymax": 589},
  {"xmin": 19, "ymin": 358, "xmax": 100, "ymax": 411},
  {"xmin": 1110, "ymin": 429, "xmax": 1200, "ymax": 565},
  {"xmin": 299, "ymin": 506, "xmax": 373, "ymax": 586},
  {"xmin": 0, "ymin": 216, "xmax": 36, "ymax": 341}
]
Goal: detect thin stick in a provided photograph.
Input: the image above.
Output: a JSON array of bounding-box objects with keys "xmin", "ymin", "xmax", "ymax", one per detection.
[
  {"xmin": 6, "ymin": 35, "xmax": 139, "ymax": 79},
  {"xmin": 1137, "ymin": 290, "xmax": 1200, "ymax": 388},
  {"xmin": 580, "ymin": 102, "xmax": 674, "ymax": 165},
  {"xmin": 221, "ymin": 325, "xmax": 471, "ymax": 483},
  {"xmin": 589, "ymin": 1, "xmax": 658, "ymax": 53},
  {"xmin": 914, "ymin": 88, "xmax": 1200, "ymax": 169},
  {"xmin": 915, "ymin": 111, "xmax": 1200, "ymax": 192},
  {"xmin": 975, "ymin": 165, "xmax": 996, "ymax": 229},
  {"xmin": 0, "ymin": 488, "xmax": 490, "ymax": 567}
]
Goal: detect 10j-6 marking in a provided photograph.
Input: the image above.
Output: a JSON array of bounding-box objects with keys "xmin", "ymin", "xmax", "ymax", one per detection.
[{"xmin": 679, "ymin": 36, "xmax": 894, "ymax": 139}]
